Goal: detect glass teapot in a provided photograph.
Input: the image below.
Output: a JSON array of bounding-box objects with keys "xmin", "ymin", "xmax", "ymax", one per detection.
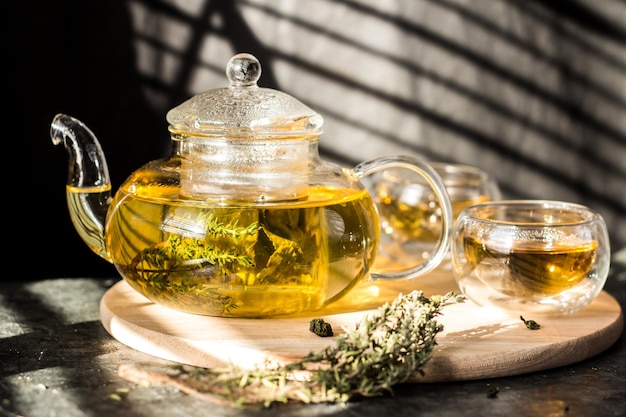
[{"xmin": 51, "ymin": 53, "xmax": 452, "ymax": 318}]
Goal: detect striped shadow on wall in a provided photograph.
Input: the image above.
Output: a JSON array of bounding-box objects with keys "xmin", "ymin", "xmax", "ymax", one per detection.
[{"xmin": 128, "ymin": 0, "xmax": 626, "ymax": 249}]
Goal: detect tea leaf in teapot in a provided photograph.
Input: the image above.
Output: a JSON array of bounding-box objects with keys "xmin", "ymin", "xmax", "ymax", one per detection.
[
  {"xmin": 123, "ymin": 210, "xmax": 261, "ymax": 313},
  {"xmin": 132, "ymin": 213, "xmax": 259, "ymax": 273},
  {"xmin": 204, "ymin": 213, "xmax": 260, "ymax": 243},
  {"xmin": 252, "ymin": 208, "xmax": 323, "ymax": 285},
  {"xmin": 254, "ymin": 228, "xmax": 308, "ymax": 285}
]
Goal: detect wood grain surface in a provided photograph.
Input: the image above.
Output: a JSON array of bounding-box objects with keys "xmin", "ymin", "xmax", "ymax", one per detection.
[{"xmin": 100, "ymin": 269, "xmax": 623, "ymax": 382}]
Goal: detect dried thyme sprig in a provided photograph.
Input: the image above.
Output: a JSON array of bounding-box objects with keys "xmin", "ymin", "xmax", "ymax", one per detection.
[{"xmin": 119, "ymin": 291, "xmax": 464, "ymax": 407}]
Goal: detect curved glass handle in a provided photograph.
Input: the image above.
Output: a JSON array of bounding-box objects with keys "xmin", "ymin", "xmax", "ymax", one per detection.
[{"xmin": 353, "ymin": 155, "xmax": 453, "ymax": 280}]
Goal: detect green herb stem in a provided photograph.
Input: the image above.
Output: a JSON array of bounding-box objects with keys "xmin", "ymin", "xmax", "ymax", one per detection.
[{"xmin": 121, "ymin": 291, "xmax": 464, "ymax": 407}]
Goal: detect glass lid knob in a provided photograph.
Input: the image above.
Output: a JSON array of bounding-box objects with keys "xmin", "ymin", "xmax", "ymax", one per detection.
[{"xmin": 226, "ymin": 53, "xmax": 261, "ymax": 87}]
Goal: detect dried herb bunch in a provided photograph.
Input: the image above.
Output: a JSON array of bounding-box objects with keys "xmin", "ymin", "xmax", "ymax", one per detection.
[{"xmin": 120, "ymin": 291, "xmax": 464, "ymax": 407}]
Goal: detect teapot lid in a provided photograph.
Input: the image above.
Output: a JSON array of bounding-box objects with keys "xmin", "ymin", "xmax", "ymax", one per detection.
[{"xmin": 166, "ymin": 53, "xmax": 323, "ymax": 136}]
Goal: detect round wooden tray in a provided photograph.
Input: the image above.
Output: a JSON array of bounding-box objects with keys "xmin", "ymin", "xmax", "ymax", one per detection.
[{"xmin": 100, "ymin": 270, "xmax": 623, "ymax": 382}]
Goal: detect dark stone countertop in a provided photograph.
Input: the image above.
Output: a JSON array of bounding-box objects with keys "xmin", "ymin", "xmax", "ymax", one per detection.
[{"xmin": 1, "ymin": 249, "xmax": 625, "ymax": 417}]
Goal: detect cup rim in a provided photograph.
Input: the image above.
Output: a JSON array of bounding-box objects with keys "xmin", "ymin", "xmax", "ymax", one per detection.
[
  {"xmin": 382, "ymin": 162, "xmax": 493, "ymax": 187},
  {"xmin": 459, "ymin": 199, "xmax": 601, "ymax": 226}
]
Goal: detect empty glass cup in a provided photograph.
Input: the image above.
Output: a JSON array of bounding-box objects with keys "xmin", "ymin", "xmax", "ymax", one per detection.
[{"xmin": 451, "ymin": 200, "xmax": 611, "ymax": 315}]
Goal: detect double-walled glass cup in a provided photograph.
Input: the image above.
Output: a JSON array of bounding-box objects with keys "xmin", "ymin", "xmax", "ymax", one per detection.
[
  {"xmin": 451, "ymin": 200, "xmax": 610, "ymax": 315},
  {"xmin": 372, "ymin": 162, "xmax": 501, "ymax": 269}
]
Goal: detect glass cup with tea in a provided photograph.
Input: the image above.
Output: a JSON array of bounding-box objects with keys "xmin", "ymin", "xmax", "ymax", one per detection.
[
  {"xmin": 371, "ymin": 162, "xmax": 501, "ymax": 269},
  {"xmin": 450, "ymin": 200, "xmax": 611, "ymax": 315}
]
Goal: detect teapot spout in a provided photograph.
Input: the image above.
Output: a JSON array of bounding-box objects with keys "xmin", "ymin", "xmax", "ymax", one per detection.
[{"xmin": 50, "ymin": 114, "xmax": 112, "ymax": 262}]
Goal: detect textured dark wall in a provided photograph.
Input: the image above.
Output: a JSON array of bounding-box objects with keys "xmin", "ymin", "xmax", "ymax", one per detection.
[{"xmin": 14, "ymin": 0, "xmax": 626, "ymax": 279}]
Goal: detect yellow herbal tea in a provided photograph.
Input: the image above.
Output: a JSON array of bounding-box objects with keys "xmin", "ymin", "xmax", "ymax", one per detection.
[
  {"xmin": 463, "ymin": 236, "xmax": 597, "ymax": 298},
  {"xmin": 81, "ymin": 185, "xmax": 380, "ymax": 317}
]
